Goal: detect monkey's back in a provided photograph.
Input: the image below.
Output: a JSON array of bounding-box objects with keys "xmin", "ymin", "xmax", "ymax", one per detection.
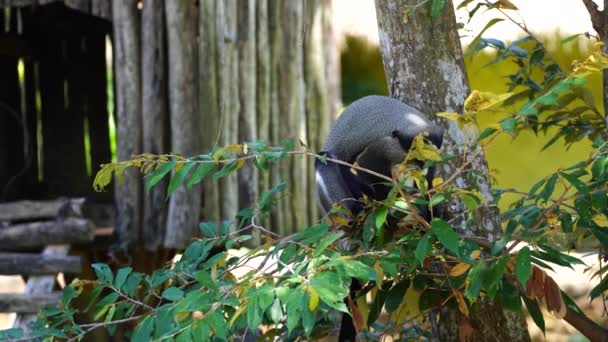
[{"xmin": 323, "ymin": 95, "xmax": 437, "ymax": 161}]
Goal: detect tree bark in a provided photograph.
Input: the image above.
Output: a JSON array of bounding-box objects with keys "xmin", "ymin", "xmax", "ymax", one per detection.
[
  {"xmin": 374, "ymin": 1, "xmax": 530, "ymax": 341},
  {"xmin": 112, "ymin": 0, "xmax": 141, "ymax": 250},
  {"xmin": 141, "ymin": 0, "xmax": 168, "ymax": 250},
  {"xmin": 164, "ymin": 0, "xmax": 201, "ymax": 248}
]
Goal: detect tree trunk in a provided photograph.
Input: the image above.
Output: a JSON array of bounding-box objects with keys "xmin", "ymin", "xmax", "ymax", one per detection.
[
  {"xmin": 112, "ymin": 0, "xmax": 141, "ymax": 250},
  {"xmin": 141, "ymin": 0, "xmax": 168, "ymax": 250},
  {"xmin": 164, "ymin": 0, "xmax": 201, "ymax": 248},
  {"xmin": 374, "ymin": 1, "xmax": 530, "ymax": 341}
]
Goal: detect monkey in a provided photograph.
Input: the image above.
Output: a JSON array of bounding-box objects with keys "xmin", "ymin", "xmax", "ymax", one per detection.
[{"xmin": 315, "ymin": 95, "xmax": 443, "ymax": 342}]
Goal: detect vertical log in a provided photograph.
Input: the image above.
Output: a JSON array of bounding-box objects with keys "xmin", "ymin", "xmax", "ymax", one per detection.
[
  {"xmin": 112, "ymin": 0, "xmax": 142, "ymax": 249},
  {"xmin": 255, "ymin": 0, "xmax": 271, "ymax": 228},
  {"xmin": 86, "ymin": 32, "xmax": 112, "ymax": 202},
  {"xmin": 278, "ymin": 1, "xmax": 307, "ymax": 231},
  {"xmin": 218, "ymin": 0, "xmax": 240, "ymax": 225},
  {"xmin": 199, "ymin": 0, "xmax": 221, "ymax": 223},
  {"xmin": 374, "ymin": 1, "xmax": 530, "ymax": 340},
  {"xmin": 237, "ymin": 0, "xmax": 258, "ymax": 241},
  {"xmin": 142, "ymin": 0, "xmax": 168, "ymax": 250},
  {"xmin": 268, "ymin": 0, "xmax": 285, "ymax": 232},
  {"xmin": 164, "ymin": 0, "xmax": 201, "ymax": 248},
  {"xmin": 322, "ymin": 0, "xmax": 341, "ymax": 120},
  {"xmin": 304, "ymin": 0, "xmax": 331, "ymax": 224},
  {"xmin": 91, "ymin": 0, "xmax": 112, "ymax": 21}
]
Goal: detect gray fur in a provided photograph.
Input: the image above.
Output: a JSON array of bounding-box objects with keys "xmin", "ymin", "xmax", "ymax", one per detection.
[{"xmin": 316, "ymin": 95, "xmax": 443, "ymax": 214}]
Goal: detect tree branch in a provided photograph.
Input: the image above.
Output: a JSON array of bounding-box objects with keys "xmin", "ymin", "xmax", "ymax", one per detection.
[{"xmin": 581, "ymin": 0, "xmax": 605, "ymax": 38}]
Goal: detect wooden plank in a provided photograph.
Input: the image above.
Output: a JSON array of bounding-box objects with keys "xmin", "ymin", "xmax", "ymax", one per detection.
[
  {"xmin": 0, "ymin": 252, "xmax": 81, "ymax": 275},
  {"xmin": 0, "ymin": 292, "xmax": 61, "ymax": 313},
  {"xmin": 13, "ymin": 245, "xmax": 67, "ymax": 333},
  {"xmin": 164, "ymin": 0, "xmax": 202, "ymax": 248},
  {"xmin": 237, "ymin": 0, "xmax": 259, "ymax": 245},
  {"xmin": 0, "ymin": 218, "xmax": 94, "ymax": 249},
  {"xmin": 0, "ymin": 198, "xmax": 84, "ymax": 222},
  {"xmin": 199, "ymin": 0, "xmax": 221, "ymax": 224},
  {"xmin": 112, "ymin": 0, "xmax": 141, "ymax": 248},
  {"xmin": 141, "ymin": 0, "xmax": 168, "ymax": 250}
]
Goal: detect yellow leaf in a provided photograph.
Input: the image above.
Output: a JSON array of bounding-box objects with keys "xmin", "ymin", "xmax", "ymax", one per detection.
[
  {"xmin": 224, "ymin": 144, "xmax": 243, "ymax": 155},
  {"xmin": 230, "ymin": 304, "xmax": 247, "ymax": 327},
  {"xmin": 408, "ymin": 135, "xmax": 442, "ymax": 162},
  {"xmin": 213, "ymin": 148, "xmax": 225, "ymax": 161},
  {"xmin": 449, "ymin": 262, "xmax": 471, "ymax": 277},
  {"xmin": 452, "ymin": 288, "xmax": 469, "ymax": 317},
  {"xmin": 356, "ymin": 295, "xmax": 369, "ymax": 330},
  {"xmin": 243, "ymin": 144, "xmax": 249, "ymax": 155},
  {"xmin": 330, "ymin": 214, "xmax": 350, "ymax": 226},
  {"xmin": 394, "ymin": 282, "xmax": 421, "ymax": 323},
  {"xmin": 464, "ymin": 90, "xmax": 513, "ymax": 113},
  {"xmin": 437, "ymin": 112, "xmax": 460, "ymax": 121},
  {"xmin": 306, "ymin": 286, "xmax": 320, "ymax": 311},
  {"xmin": 470, "ymin": 250, "xmax": 481, "ymax": 260},
  {"xmin": 373, "ymin": 262, "xmax": 384, "ymax": 291},
  {"xmin": 234, "ymin": 159, "xmax": 246, "ymax": 172},
  {"xmin": 592, "ymin": 214, "xmax": 608, "ymax": 227},
  {"xmin": 432, "ymin": 177, "xmax": 443, "ymax": 188}
]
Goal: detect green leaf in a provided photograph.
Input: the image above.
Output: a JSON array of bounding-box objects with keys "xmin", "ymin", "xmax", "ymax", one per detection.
[
  {"xmin": 61, "ymin": 285, "xmax": 78, "ymax": 306},
  {"xmin": 114, "ymin": 267, "xmax": 133, "ymax": 290},
  {"xmin": 384, "ymin": 279, "xmax": 410, "ymax": 312},
  {"xmin": 247, "ymin": 296, "xmax": 262, "ymax": 329},
  {"xmin": 522, "ymin": 296, "xmax": 545, "ymax": 334},
  {"xmin": 538, "ymin": 174, "xmax": 557, "ymax": 203},
  {"xmin": 475, "ymin": 127, "xmax": 497, "ymax": 142},
  {"xmin": 591, "ymin": 227, "xmax": 608, "ymax": 248},
  {"xmin": 187, "ymin": 161, "xmax": 216, "ymax": 190},
  {"xmin": 500, "ymin": 118, "xmax": 517, "ymax": 133},
  {"xmin": 0, "ymin": 328, "xmax": 23, "ymax": 340},
  {"xmin": 310, "ymin": 272, "xmax": 349, "ymax": 312},
  {"xmin": 91, "ymin": 263, "xmax": 113, "ymax": 284},
  {"xmin": 485, "ymin": 256, "xmax": 509, "ymax": 300},
  {"xmin": 339, "ymin": 260, "xmax": 378, "ymax": 282},
  {"xmin": 199, "ymin": 221, "xmax": 216, "ymax": 238},
  {"xmin": 516, "ymin": 246, "xmax": 532, "ymax": 288},
  {"xmin": 431, "ymin": 218, "xmax": 460, "ymax": 257},
  {"xmin": 492, "ymin": 220, "xmax": 518, "ymax": 255},
  {"xmin": 294, "ymin": 223, "xmax": 328, "ymax": 245},
  {"xmin": 93, "ymin": 292, "xmax": 119, "ymax": 320},
  {"xmin": 213, "ymin": 160, "xmax": 239, "ymax": 180},
  {"xmin": 145, "ymin": 161, "xmax": 176, "ymax": 192},
  {"xmin": 464, "ymin": 262, "xmax": 485, "ymax": 301},
  {"xmin": 560, "ymin": 172, "xmax": 589, "ymax": 197},
  {"xmin": 161, "ymin": 287, "xmax": 184, "ymax": 301},
  {"xmin": 123, "ymin": 272, "xmax": 144, "ymax": 296},
  {"xmin": 314, "ymin": 231, "xmax": 344, "ymax": 257},
  {"xmin": 132, "ymin": 316, "xmax": 154, "ymax": 342},
  {"xmin": 431, "ymin": 0, "xmax": 446, "ymax": 17},
  {"xmin": 375, "ymin": 206, "xmax": 388, "ymax": 230},
  {"xmin": 590, "ymin": 278, "xmax": 608, "ymax": 300},
  {"xmin": 415, "ymin": 234, "xmax": 432, "ymax": 265},
  {"xmin": 167, "ymin": 161, "xmax": 196, "ymax": 197}
]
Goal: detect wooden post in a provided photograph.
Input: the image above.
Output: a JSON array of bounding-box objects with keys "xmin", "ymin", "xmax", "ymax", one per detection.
[
  {"xmin": 0, "ymin": 218, "xmax": 95, "ymax": 250},
  {"xmin": 112, "ymin": 0, "xmax": 142, "ymax": 249},
  {"xmin": 278, "ymin": 1, "xmax": 307, "ymax": 232},
  {"xmin": 141, "ymin": 0, "xmax": 168, "ymax": 250},
  {"xmin": 237, "ymin": 0, "xmax": 258, "ymax": 244},
  {"xmin": 199, "ymin": 0, "xmax": 222, "ymax": 224},
  {"xmin": 164, "ymin": 0, "xmax": 202, "ymax": 248}
]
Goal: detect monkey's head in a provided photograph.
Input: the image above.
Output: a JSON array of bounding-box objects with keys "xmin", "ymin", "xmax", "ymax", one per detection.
[{"xmin": 315, "ymin": 95, "xmax": 443, "ymax": 217}]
